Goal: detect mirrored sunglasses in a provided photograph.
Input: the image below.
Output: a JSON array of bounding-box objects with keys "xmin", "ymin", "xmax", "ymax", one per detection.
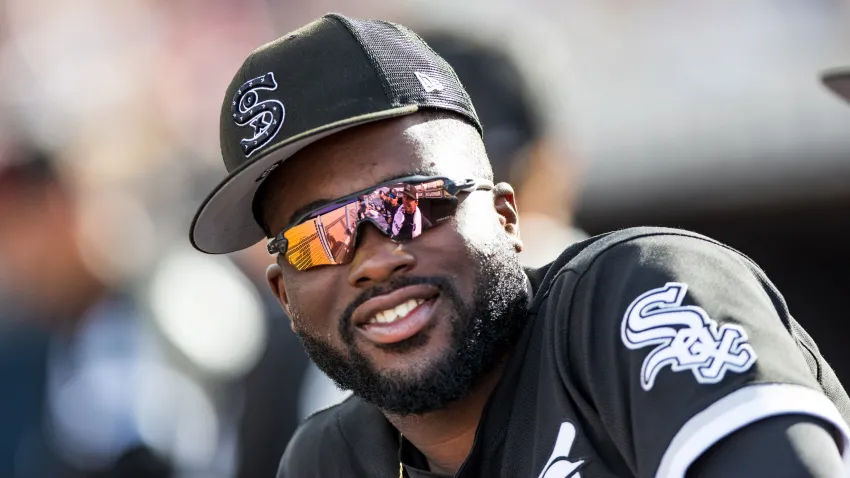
[{"xmin": 267, "ymin": 176, "xmax": 493, "ymax": 271}]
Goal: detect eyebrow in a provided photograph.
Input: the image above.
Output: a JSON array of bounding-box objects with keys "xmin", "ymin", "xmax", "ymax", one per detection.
[{"xmin": 285, "ymin": 169, "xmax": 436, "ymax": 226}]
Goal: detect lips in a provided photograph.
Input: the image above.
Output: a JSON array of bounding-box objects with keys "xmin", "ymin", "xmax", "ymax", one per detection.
[{"xmin": 350, "ymin": 284, "xmax": 440, "ymax": 345}]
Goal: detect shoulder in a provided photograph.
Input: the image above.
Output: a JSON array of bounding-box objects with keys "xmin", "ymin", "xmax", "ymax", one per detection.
[
  {"xmin": 277, "ymin": 399, "xmax": 347, "ymax": 475},
  {"xmin": 531, "ymin": 226, "xmax": 754, "ymax": 306},
  {"xmin": 277, "ymin": 396, "xmax": 384, "ymax": 477},
  {"xmin": 567, "ymin": 226, "xmax": 744, "ymax": 274}
]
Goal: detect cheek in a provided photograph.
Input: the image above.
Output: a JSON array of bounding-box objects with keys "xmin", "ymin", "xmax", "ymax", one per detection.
[
  {"xmin": 413, "ymin": 210, "xmax": 489, "ymax": 290},
  {"xmin": 453, "ymin": 195, "xmax": 504, "ymax": 252},
  {"xmin": 281, "ymin": 268, "xmax": 346, "ymax": 335}
]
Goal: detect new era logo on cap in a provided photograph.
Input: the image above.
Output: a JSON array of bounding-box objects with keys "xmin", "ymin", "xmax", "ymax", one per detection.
[{"xmin": 414, "ymin": 71, "xmax": 445, "ymax": 93}]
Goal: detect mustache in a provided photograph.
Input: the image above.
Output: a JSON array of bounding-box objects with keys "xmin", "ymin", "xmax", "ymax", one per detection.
[{"xmin": 338, "ymin": 275, "xmax": 451, "ymax": 337}]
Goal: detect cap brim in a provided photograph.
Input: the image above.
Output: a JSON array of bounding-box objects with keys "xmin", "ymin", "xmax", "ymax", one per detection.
[
  {"xmin": 822, "ymin": 67, "xmax": 850, "ymax": 103},
  {"xmin": 190, "ymin": 105, "xmax": 419, "ymax": 254}
]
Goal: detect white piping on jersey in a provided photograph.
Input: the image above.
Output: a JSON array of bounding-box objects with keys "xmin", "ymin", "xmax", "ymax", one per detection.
[{"xmin": 655, "ymin": 383, "xmax": 850, "ymax": 478}]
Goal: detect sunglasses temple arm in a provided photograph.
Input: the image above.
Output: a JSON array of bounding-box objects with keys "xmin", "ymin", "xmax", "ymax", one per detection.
[{"xmin": 453, "ymin": 179, "xmax": 494, "ymax": 194}]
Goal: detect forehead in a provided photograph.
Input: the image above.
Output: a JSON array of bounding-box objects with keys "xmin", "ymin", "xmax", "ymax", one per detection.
[{"xmin": 267, "ymin": 115, "xmax": 480, "ymax": 227}]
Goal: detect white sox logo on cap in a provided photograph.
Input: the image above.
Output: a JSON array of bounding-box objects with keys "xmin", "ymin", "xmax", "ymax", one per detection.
[{"xmin": 231, "ymin": 72, "xmax": 285, "ymax": 157}]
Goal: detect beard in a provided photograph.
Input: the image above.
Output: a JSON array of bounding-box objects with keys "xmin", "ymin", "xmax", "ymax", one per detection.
[{"xmin": 292, "ymin": 232, "xmax": 530, "ymax": 416}]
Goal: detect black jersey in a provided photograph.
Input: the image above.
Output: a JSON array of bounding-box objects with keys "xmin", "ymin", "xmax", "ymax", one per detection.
[{"xmin": 277, "ymin": 227, "xmax": 850, "ymax": 478}]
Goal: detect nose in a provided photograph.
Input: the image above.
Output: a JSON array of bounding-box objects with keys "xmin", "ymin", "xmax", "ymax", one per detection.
[{"xmin": 347, "ymin": 224, "xmax": 415, "ymax": 287}]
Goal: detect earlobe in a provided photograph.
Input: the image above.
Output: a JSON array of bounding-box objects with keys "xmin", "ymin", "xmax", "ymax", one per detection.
[{"xmin": 508, "ymin": 229, "xmax": 523, "ymax": 253}]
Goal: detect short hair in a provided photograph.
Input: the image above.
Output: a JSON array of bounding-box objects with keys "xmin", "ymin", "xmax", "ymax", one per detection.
[{"xmin": 251, "ymin": 110, "xmax": 492, "ymax": 237}]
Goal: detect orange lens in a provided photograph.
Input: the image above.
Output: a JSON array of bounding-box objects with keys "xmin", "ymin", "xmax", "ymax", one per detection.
[
  {"xmin": 282, "ymin": 179, "xmax": 456, "ymax": 270},
  {"xmin": 283, "ymin": 202, "xmax": 359, "ymax": 271}
]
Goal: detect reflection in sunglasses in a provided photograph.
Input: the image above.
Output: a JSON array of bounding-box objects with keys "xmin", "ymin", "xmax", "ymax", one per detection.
[
  {"xmin": 285, "ymin": 202, "xmax": 360, "ymax": 270},
  {"xmin": 271, "ymin": 177, "xmax": 491, "ymax": 271}
]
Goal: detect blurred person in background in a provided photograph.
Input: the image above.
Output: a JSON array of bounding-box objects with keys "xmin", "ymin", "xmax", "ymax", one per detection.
[
  {"xmin": 419, "ymin": 29, "xmax": 588, "ymax": 267},
  {"xmin": 0, "ymin": 136, "xmax": 172, "ymax": 478},
  {"xmin": 0, "ymin": 2, "xmax": 383, "ymax": 477}
]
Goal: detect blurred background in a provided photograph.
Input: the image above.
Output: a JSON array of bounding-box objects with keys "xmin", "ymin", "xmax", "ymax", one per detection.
[{"xmin": 0, "ymin": 0, "xmax": 849, "ymax": 477}]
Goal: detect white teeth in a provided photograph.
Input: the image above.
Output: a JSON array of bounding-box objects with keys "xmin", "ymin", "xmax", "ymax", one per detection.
[
  {"xmin": 375, "ymin": 310, "xmax": 394, "ymax": 324},
  {"xmin": 367, "ymin": 298, "xmax": 428, "ymax": 325},
  {"xmin": 406, "ymin": 299, "xmax": 418, "ymax": 311}
]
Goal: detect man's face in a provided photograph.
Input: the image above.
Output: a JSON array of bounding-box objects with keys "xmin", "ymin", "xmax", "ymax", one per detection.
[
  {"xmin": 402, "ymin": 195, "xmax": 417, "ymax": 214},
  {"xmin": 265, "ymin": 115, "xmax": 528, "ymax": 415}
]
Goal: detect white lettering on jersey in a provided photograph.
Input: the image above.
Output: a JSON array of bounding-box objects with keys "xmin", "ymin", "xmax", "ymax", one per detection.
[
  {"xmin": 621, "ymin": 282, "xmax": 757, "ymax": 391},
  {"xmin": 537, "ymin": 422, "xmax": 586, "ymax": 478}
]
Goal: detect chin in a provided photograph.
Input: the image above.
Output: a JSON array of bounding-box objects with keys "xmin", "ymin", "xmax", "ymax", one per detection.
[{"xmin": 361, "ymin": 320, "xmax": 454, "ymax": 374}]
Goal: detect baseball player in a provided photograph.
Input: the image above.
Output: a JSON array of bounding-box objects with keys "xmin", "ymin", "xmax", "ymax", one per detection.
[{"xmin": 189, "ymin": 14, "xmax": 850, "ymax": 477}]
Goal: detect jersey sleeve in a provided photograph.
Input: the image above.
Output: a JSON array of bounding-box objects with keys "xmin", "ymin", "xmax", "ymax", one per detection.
[
  {"xmin": 556, "ymin": 233, "xmax": 850, "ymax": 478},
  {"xmin": 276, "ymin": 406, "xmax": 353, "ymax": 478}
]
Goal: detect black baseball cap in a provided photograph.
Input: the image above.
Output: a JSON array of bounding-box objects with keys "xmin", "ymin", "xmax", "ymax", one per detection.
[
  {"xmin": 822, "ymin": 67, "xmax": 850, "ymax": 104},
  {"xmin": 190, "ymin": 13, "xmax": 482, "ymax": 254}
]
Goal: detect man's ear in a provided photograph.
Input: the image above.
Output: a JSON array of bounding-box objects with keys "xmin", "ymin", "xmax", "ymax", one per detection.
[
  {"xmin": 493, "ymin": 182, "xmax": 523, "ymax": 252},
  {"xmin": 266, "ymin": 263, "xmax": 296, "ymax": 331}
]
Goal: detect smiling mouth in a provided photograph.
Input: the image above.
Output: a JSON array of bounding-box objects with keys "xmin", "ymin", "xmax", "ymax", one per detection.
[
  {"xmin": 351, "ymin": 285, "xmax": 440, "ymax": 345},
  {"xmin": 366, "ymin": 298, "xmax": 427, "ymax": 325}
]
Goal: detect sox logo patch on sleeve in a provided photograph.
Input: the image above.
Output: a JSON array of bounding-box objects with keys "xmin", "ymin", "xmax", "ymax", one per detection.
[{"xmin": 621, "ymin": 282, "xmax": 757, "ymax": 391}]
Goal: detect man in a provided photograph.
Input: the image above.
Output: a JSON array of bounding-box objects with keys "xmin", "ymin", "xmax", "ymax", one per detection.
[
  {"xmin": 189, "ymin": 14, "xmax": 850, "ymax": 477},
  {"xmin": 382, "ymin": 191, "xmax": 401, "ymax": 229},
  {"xmin": 392, "ymin": 185, "xmax": 433, "ymax": 241}
]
